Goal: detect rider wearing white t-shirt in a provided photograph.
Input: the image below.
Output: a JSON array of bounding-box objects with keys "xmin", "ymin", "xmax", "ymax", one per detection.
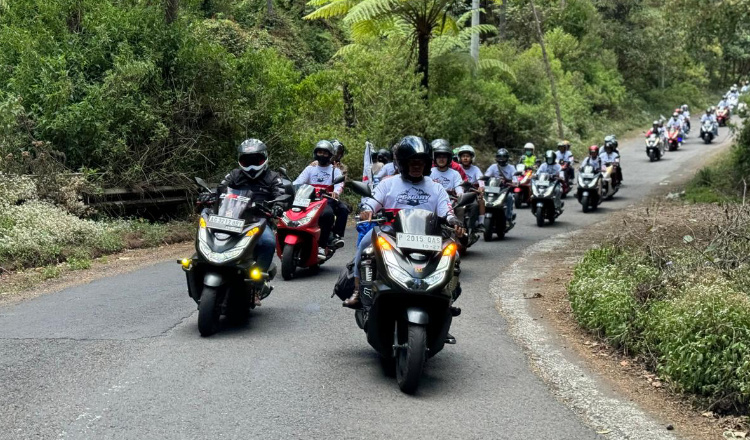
[{"xmin": 456, "ymin": 145, "xmax": 485, "ymax": 231}]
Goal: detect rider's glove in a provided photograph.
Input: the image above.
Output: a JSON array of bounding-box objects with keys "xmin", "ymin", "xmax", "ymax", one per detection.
[
  {"xmin": 197, "ymin": 193, "xmax": 216, "ymax": 204},
  {"xmin": 447, "ymin": 216, "xmax": 463, "ymax": 228},
  {"xmin": 272, "ymin": 205, "xmax": 285, "ymax": 218}
]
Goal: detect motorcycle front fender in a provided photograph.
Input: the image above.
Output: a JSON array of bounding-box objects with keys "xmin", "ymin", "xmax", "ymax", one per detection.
[
  {"xmin": 406, "ymin": 307, "xmax": 429, "ymax": 325},
  {"xmin": 284, "ymin": 234, "xmax": 299, "ymax": 245},
  {"xmin": 204, "ymin": 272, "xmax": 225, "ymax": 287}
]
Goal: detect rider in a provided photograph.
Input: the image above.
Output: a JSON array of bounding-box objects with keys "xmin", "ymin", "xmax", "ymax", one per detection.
[
  {"xmin": 536, "ymin": 150, "xmax": 563, "ymax": 179},
  {"xmin": 666, "ymin": 111, "xmax": 683, "ymax": 146},
  {"xmin": 555, "ymin": 141, "xmax": 575, "ymax": 183},
  {"xmin": 375, "ymin": 146, "xmax": 399, "ymax": 180},
  {"xmin": 579, "ymin": 145, "xmax": 602, "ymax": 171},
  {"xmin": 431, "ymin": 142, "xmax": 465, "ymax": 196},
  {"xmin": 456, "ymin": 145, "xmax": 486, "ymax": 231},
  {"xmin": 371, "ymin": 148, "xmax": 392, "ymax": 186},
  {"xmin": 519, "ymin": 142, "xmax": 537, "ymax": 168},
  {"xmin": 681, "ymin": 105, "xmax": 691, "ymax": 131},
  {"xmin": 220, "ymin": 139, "xmax": 286, "ymax": 307},
  {"xmin": 718, "ymin": 95, "xmax": 729, "ymax": 110},
  {"xmin": 430, "ymin": 139, "xmax": 468, "ymax": 181},
  {"xmin": 701, "ymin": 108, "xmax": 719, "ymax": 136},
  {"xmin": 599, "ymin": 142, "xmax": 622, "ymax": 186},
  {"xmin": 342, "ymin": 136, "xmax": 462, "ymax": 309},
  {"xmin": 293, "ymin": 140, "xmax": 347, "ymax": 258},
  {"xmin": 646, "ymin": 120, "xmax": 665, "ymax": 139},
  {"xmin": 741, "ymin": 80, "xmax": 749, "ymax": 94},
  {"xmin": 484, "ymin": 148, "xmax": 516, "ymax": 229}
]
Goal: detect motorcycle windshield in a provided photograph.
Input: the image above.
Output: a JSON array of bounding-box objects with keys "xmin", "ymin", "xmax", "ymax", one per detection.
[
  {"xmin": 535, "ymin": 173, "xmax": 552, "ymax": 185},
  {"xmin": 292, "ymin": 184, "xmax": 316, "ymax": 207},
  {"xmin": 394, "ymin": 209, "xmax": 439, "ymax": 236},
  {"xmin": 581, "ymin": 165, "xmax": 596, "ymax": 175},
  {"xmin": 217, "ymin": 188, "xmax": 252, "ymax": 220},
  {"xmin": 487, "ymin": 177, "xmax": 504, "ymax": 188}
]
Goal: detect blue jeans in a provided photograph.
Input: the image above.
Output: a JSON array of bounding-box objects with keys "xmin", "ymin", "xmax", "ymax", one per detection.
[
  {"xmin": 505, "ymin": 193, "xmax": 515, "ymax": 221},
  {"xmin": 353, "ymin": 231, "xmax": 374, "ymax": 280},
  {"xmin": 254, "ymin": 226, "xmax": 276, "ymax": 272}
]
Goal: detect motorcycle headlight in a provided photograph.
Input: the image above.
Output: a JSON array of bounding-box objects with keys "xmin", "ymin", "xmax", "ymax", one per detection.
[
  {"xmin": 296, "ymin": 206, "xmax": 321, "ymax": 226},
  {"xmin": 198, "ymin": 233, "xmax": 253, "ymax": 264},
  {"xmin": 543, "ymin": 185, "xmax": 556, "ymax": 198},
  {"xmin": 423, "ymin": 256, "xmax": 452, "ymax": 287}
]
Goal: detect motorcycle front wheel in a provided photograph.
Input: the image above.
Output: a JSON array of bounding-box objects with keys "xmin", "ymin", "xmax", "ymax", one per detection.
[
  {"xmin": 649, "ymin": 150, "xmax": 656, "ymax": 162},
  {"xmin": 198, "ymin": 285, "xmax": 223, "ymax": 337},
  {"xmin": 581, "ymin": 195, "xmax": 590, "ymax": 213},
  {"xmin": 514, "ymin": 194, "xmax": 523, "ymax": 209},
  {"xmin": 483, "ymin": 217, "xmax": 494, "ymax": 242},
  {"xmin": 535, "ymin": 208, "xmax": 545, "ymax": 227},
  {"xmin": 396, "ymin": 322, "xmax": 427, "ymax": 394},
  {"xmin": 281, "ymin": 243, "xmax": 297, "ymax": 280}
]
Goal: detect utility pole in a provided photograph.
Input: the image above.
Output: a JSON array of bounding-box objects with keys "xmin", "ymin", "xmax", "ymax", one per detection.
[
  {"xmin": 470, "ymin": 0, "xmax": 480, "ymax": 63},
  {"xmin": 529, "ymin": 0, "xmax": 564, "ymax": 139}
]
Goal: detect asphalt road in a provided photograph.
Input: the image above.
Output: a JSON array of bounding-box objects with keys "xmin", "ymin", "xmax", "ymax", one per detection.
[{"xmin": 0, "ymin": 123, "xmax": 737, "ymax": 440}]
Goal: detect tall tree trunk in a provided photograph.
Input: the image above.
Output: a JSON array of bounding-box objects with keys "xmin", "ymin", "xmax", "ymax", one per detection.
[
  {"xmin": 343, "ymin": 82, "xmax": 356, "ymax": 128},
  {"xmin": 529, "ymin": 0, "xmax": 564, "ymax": 139},
  {"xmin": 470, "ymin": 0, "xmax": 480, "ymax": 63},
  {"xmin": 417, "ymin": 31, "xmax": 430, "ymax": 90},
  {"xmin": 267, "ymin": 0, "xmax": 274, "ymax": 17},
  {"xmin": 165, "ymin": 0, "xmax": 178, "ymax": 24},
  {"xmin": 498, "ymin": 0, "xmax": 506, "ymax": 40}
]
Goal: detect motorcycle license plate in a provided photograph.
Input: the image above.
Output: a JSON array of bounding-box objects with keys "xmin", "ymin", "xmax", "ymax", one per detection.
[
  {"xmin": 396, "ymin": 233, "xmax": 442, "ymax": 252},
  {"xmin": 207, "ymin": 215, "xmax": 245, "ymax": 233},
  {"xmin": 292, "ymin": 195, "xmax": 311, "ymax": 208},
  {"xmin": 580, "ymin": 173, "xmax": 595, "ymax": 179},
  {"xmin": 485, "ymin": 186, "xmax": 502, "ymax": 194}
]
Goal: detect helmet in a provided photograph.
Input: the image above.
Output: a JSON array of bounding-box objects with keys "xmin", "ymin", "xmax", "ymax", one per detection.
[
  {"xmin": 675, "ymin": 108, "xmax": 682, "ymax": 114},
  {"xmin": 710, "ymin": 106, "xmax": 716, "ymax": 113},
  {"xmin": 604, "ymin": 141, "xmax": 614, "ymax": 152},
  {"xmin": 588, "ymin": 145, "xmax": 599, "ymax": 156},
  {"xmin": 672, "ymin": 112, "xmax": 679, "ymax": 119},
  {"xmin": 496, "ymin": 148, "xmax": 510, "ymax": 166},
  {"xmin": 330, "ymin": 139, "xmax": 346, "ymax": 161},
  {"xmin": 731, "ymin": 85, "xmax": 738, "ymax": 92},
  {"xmin": 652, "ymin": 120, "xmax": 660, "ymax": 129},
  {"xmin": 556, "ymin": 141, "xmax": 566, "ymax": 150},
  {"xmin": 376, "ymin": 148, "xmax": 392, "ymax": 163},
  {"xmin": 681, "ymin": 104, "xmax": 689, "ymax": 112},
  {"xmin": 562, "ymin": 140, "xmax": 571, "ymax": 150},
  {"xmin": 431, "ymin": 139, "xmax": 450, "ymax": 151},
  {"xmin": 544, "ymin": 150, "xmax": 555, "ymax": 166},
  {"xmin": 706, "ymin": 108, "xmax": 712, "ymax": 115},
  {"xmin": 313, "ymin": 140, "xmax": 335, "ymax": 166},
  {"xmin": 432, "ymin": 141, "xmax": 453, "ymax": 161},
  {"xmin": 395, "ymin": 136, "xmax": 432, "ymax": 182},
  {"xmin": 604, "ymin": 135, "xmax": 617, "ymax": 149},
  {"xmin": 457, "ymin": 145, "xmax": 475, "ymax": 158},
  {"xmin": 523, "ymin": 142, "xmax": 535, "ymax": 157},
  {"xmin": 237, "ymin": 138, "xmax": 269, "ymax": 178}
]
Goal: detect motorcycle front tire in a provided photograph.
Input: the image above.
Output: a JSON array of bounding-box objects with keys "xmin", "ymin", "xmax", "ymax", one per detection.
[
  {"xmin": 483, "ymin": 217, "xmax": 493, "ymax": 242},
  {"xmin": 496, "ymin": 214, "xmax": 506, "ymax": 240},
  {"xmin": 396, "ymin": 323, "xmax": 427, "ymax": 395},
  {"xmin": 535, "ymin": 208, "xmax": 545, "ymax": 227},
  {"xmin": 198, "ymin": 285, "xmax": 222, "ymax": 337},
  {"xmin": 281, "ymin": 243, "xmax": 297, "ymax": 280},
  {"xmin": 581, "ymin": 195, "xmax": 590, "ymax": 213},
  {"xmin": 514, "ymin": 194, "xmax": 523, "ymax": 209}
]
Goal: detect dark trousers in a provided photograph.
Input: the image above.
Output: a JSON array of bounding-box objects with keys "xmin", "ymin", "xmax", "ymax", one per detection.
[{"xmin": 319, "ymin": 199, "xmax": 350, "ymax": 246}]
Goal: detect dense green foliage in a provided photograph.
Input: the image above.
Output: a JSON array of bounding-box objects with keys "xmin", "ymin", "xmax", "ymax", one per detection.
[
  {"xmin": 569, "ymin": 206, "xmax": 750, "ymax": 412},
  {"xmin": 0, "ymin": 0, "xmax": 747, "ymax": 186},
  {"xmin": 686, "ymin": 111, "xmax": 750, "ymax": 202}
]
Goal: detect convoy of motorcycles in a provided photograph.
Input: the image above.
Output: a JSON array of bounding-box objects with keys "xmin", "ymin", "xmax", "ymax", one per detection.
[{"xmin": 177, "ymin": 89, "xmax": 740, "ymax": 393}]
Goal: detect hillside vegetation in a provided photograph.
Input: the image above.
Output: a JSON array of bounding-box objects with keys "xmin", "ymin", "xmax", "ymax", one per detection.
[{"xmin": 1, "ymin": 0, "xmax": 748, "ymax": 186}]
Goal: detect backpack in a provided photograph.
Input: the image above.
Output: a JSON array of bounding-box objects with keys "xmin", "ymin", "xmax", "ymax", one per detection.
[{"xmin": 332, "ymin": 260, "xmax": 356, "ymax": 301}]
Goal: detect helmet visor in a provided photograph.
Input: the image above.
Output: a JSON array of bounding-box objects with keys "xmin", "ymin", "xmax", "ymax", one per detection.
[{"xmin": 239, "ymin": 154, "xmax": 266, "ymax": 167}]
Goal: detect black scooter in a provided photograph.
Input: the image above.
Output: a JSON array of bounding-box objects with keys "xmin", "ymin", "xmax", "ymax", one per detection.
[
  {"xmin": 349, "ymin": 181, "xmax": 475, "ymax": 394},
  {"xmin": 179, "ymin": 177, "xmax": 289, "ymax": 336}
]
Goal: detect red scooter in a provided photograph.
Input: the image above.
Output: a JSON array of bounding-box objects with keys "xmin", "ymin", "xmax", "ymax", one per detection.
[
  {"xmin": 667, "ymin": 128, "xmax": 681, "ymax": 151},
  {"xmin": 276, "ymin": 177, "xmax": 345, "ymax": 280},
  {"xmin": 512, "ymin": 164, "xmax": 533, "ymax": 208},
  {"xmin": 717, "ymin": 106, "xmax": 730, "ymax": 127}
]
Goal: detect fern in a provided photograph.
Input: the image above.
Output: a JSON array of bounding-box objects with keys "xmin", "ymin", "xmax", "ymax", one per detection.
[
  {"xmin": 304, "ymin": 0, "xmax": 358, "ymax": 20},
  {"xmin": 477, "ymin": 59, "xmax": 516, "ymax": 81},
  {"xmin": 344, "ymin": 0, "xmax": 406, "ymax": 24}
]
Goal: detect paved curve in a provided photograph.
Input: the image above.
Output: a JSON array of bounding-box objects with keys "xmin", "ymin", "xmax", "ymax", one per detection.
[{"xmin": 0, "ymin": 124, "xmax": 736, "ymax": 439}]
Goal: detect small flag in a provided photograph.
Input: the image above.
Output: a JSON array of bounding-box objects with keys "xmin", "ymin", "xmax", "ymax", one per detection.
[{"xmin": 363, "ymin": 140, "xmax": 374, "ymax": 183}]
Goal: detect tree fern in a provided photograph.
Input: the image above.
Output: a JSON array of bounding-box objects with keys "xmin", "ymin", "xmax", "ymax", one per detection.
[{"xmin": 304, "ymin": 0, "xmax": 358, "ymax": 20}]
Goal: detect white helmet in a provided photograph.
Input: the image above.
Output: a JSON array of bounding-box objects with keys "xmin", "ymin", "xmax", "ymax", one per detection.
[
  {"xmin": 456, "ymin": 145, "xmax": 475, "ymax": 158},
  {"xmin": 681, "ymin": 104, "xmax": 689, "ymax": 112},
  {"xmin": 523, "ymin": 142, "xmax": 535, "ymax": 152}
]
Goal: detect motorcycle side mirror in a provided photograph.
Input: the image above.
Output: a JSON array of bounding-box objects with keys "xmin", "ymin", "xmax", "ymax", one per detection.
[
  {"xmin": 453, "ymin": 192, "xmax": 477, "ymax": 209},
  {"xmin": 279, "ymin": 167, "xmax": 288, "ymax": 177},
  {"xmin": 194, "ymin": 177, "xmax": 212, "ymax": 192},
  {"xmin": 333, "ymin": 175, "xmax": 346, "ymax": 185},
  {"xmin": 349, "ymin": 181, "xmax": 372, "ymax": 198}
]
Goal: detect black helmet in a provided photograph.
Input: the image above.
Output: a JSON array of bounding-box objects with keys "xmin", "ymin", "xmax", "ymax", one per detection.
[
  {"xmin": 395, "ymin": 136, "xmax": 432, "ymax": 182},
  {"xmin": 432, "ymin": 141, "xmax": 453, "ymax": 161},
  {"xmin": 376, "ymin": 148, "xmax": 392, "ymax": 163},
  {"xmin": 495, "ymin": 148, "xmax": 510, "ymax": 166},
  {"xmin": 330, "ymin": 139, "xmax": 346, "ymax": 161},
  {"xmin": 313, "ymin": 140, "xmax": 334, "ymax": 166},
  {"xmin": 544, "ymin": 150, "xmax": 556, "ymax": 166},
  {"xmin": 237, "ymin": 138, "xmax": 269, "ymax": 179}
]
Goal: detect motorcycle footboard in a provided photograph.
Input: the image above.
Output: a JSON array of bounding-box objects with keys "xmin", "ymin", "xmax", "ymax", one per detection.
[{"xmin": 428, "ymin": 310, "xmax": 453, "ymax": 358}]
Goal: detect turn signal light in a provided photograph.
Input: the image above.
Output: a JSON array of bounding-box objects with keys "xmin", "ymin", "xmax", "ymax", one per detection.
[
  {"xmin": 180, "ymin": 258, "xmax": 192, "ymax": 269},
  {"xmin": 199, "ymin": 217, "xmax": 206, "ymax": 229},
  {"xmin": 250, "ymin": 268, "xmax": 263, "ymax": 280},
  {"xmin": 376, "ymin": 236, "xmax": 392, "ymax": 251},
  {"xmin": 246, "ymin": 227, "xmax": 260, "ymax": 237},
  {"xmin": 443, "ymin": 243, "xmax": 457, "ymax": 257}
]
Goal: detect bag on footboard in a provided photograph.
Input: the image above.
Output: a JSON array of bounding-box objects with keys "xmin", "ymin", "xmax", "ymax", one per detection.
[{"xmin": 332, "ymin": 260, "xmax": 356, "ymax": 301}]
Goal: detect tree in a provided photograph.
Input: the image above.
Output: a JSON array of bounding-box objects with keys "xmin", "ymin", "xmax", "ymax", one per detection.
[{"xmin": 528, "ymin": 0, "xmax": 563, "ymax": 138}]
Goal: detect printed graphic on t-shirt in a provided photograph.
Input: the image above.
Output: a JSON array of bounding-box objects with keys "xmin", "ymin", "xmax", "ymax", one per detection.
[
  {"xmin": 313, "ymin": 171, "xmax": 331, "ymax": 183},
  {"xmin": 432, "ymin": 175, "xmax": 454, "ymax": 190},
  {"xmin": 396, "ymin": 187, "xmax": 431, "ymax": 207}
]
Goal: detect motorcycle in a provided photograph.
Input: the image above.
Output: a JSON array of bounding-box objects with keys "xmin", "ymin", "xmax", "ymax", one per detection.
[
  {"xmin": 645, "ymin": 133, "xmax": 665, "ymax": 161},
  {"xmin": 276, "ymin": 175, "xmax": 346, "ymax": 280},
  {"xmin": 530, "ymin": 173, "xmax": 563, "ymax": 227},
  {"xmin": 348, "ymin": 181, "xmax": 475, "ymax": 394},
  {"xmin": 717, "ymin": 107, "xmax": 730, "ymax": 127},
  {"xmin": 482, "ymin": 177, "xmax": 515, "ymax": 241},
  {"xmin": 559, "ymin": 161, "xmax": 574, "ymax": 198},
  {"xmin": 512, "ymin": 164, "xmax": 533, "ymax": 209},
  {"xmin": 452, "ymin": 184, "xmax": 480, "ymax": 253},
  {"xmin": 738, "ymin": 102, "xmax": 748, "ymax": 117},
  {"xmin": 179, "ymin": 177, "xmax": 290, "ymax": 336},
  {"xmin": 575, "ymin": 165, "xmax": 602, "ymax": 213},
  {"xmin": 700, "ymin": 120, "xmax": 715, "ymax": 144},
  {"xmin": 667, "ymin": 128, "xmax": 681, "ymax": 151},
  {"xmin": 601, "ymin": 163, "xmax": 620, "ymax": 200}
]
